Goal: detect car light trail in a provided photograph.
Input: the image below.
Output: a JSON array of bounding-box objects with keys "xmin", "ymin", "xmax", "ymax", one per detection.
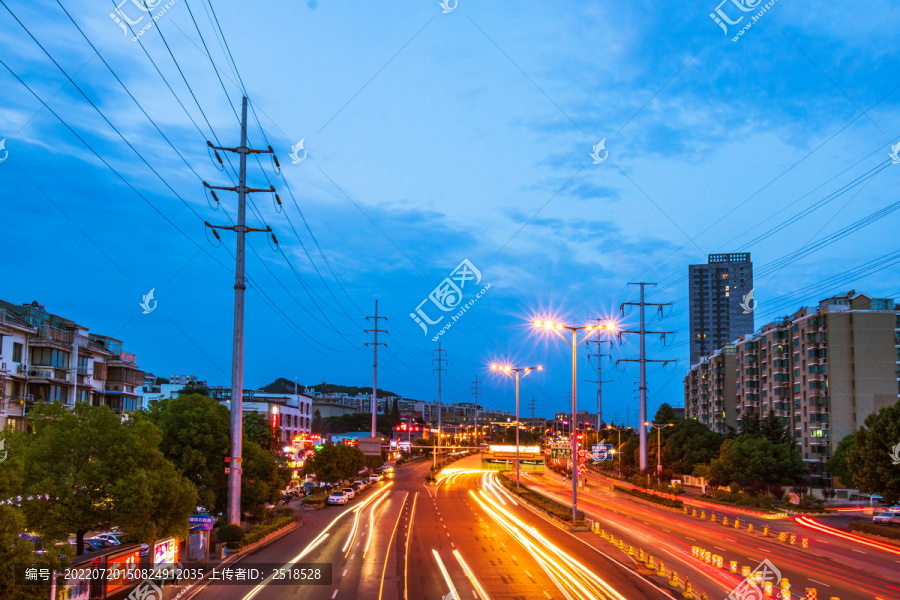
[
  {"xmin": 433, "ymin": 549, "xmax": 460, "ymax": 600},
  {"xmin": 795, "ymin": 515, "xmax": 900, "ymax": 557},
  {"xmin": 378, "ymin": 492, "xmax": 409, "ymax": 600},
  {"xmin": 241, "ymin": 532, "xmax": 330, "ymax": 600},
  {"xmin": 364, "ymin": 490, "xmax": 392, "ymax": 558},
  {"xmin": 453, "ymin": 549, "xmax": 491, "ymax": 600},
  {"xmin": 404, "ymin": 492, "xmax": 418, "ymax": 600}
]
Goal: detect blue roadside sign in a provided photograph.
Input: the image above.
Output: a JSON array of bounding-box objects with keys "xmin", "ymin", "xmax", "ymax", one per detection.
[
  {"xmin": 189, "ymin": 514, "xmax": 215, "ymax": 531},
  {"xmin": 591, "ymin": 444, "xmax": 613, "ymax": 463}
]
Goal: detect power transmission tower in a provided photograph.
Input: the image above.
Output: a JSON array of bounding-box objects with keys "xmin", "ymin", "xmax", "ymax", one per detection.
[
  {"xmin": 433, "ymin": 343, "xmax": 447, "ymax": 463},
  {"xmin": 586, "ymin": 319, "xmax": 613, "ymax": 427},
  {"xmin": 365, "ymin": 300, "xmax": 388, "ymax": 437},
  {"xmin": 616, "ymin": 282, "xmax": 673, "ymax": 472},
  {"xmin": 204, "ymin": 96, "xmax": 279, "ymax": 526},
  {"xmin": 472, "ymin": 374, "xmax": 481, "ymax": 447},
  {"xmin": 529, "ymin": 395, "xmax": 537, "ymax": 420}
]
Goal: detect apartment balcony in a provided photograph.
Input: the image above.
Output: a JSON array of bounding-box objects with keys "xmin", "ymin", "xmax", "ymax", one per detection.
[
  {"xmin": 29, "ymin": 326, "xmax": 73, "ymax": 347},
  {"xmin": 27, "ymin": 367, "xmax": 69, "ymax": 382}
]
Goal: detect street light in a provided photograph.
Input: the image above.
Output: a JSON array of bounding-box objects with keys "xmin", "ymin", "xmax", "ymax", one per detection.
[
  {"xmin": 532, "ymin": 319, "xmax": 617, "ymax": 521},
  {"xmin": 606, "ymin": 424, "xmax": 632, "ymax": 478},
  {"xmin": 645, "ymin": 421, "xmax": 673, "ymax": 484},
  {"xmin": 490, "ymin": 362, "xmax": 543, "ymax": 488}
]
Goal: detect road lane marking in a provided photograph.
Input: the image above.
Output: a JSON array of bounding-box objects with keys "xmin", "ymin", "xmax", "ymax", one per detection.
[
  {"xmin": 331, "ymin": 590, "xmax": 338, "ymax": 599},
  {"xmin": 379, "ymin": 492, "xmax": 409, "ymax": 600},
  {"xmin": 543, "ymin": 592, "xmax": 552, "ymax": 599},
  {"xmin": 714, "ymin": 546, "xmax": 727, "ymax": 551},
  {"xmin": 809, "ymin": 579, "xmax": 829, "ymax": 586},
  {"xmin": 404, "ymin": 492, "xmax": 419, "ymax": 600},
  {"xmin": 685, "ymin": 537, "xmax": 696, "ymax": 541},
  {"xmin": 342, "ymin": 569, "xmax": 347, "ymax": 577},
  {"xmin": 661, "ymin": 529, "xmax": 671, "ymax": 533},
  {"xmin": 851, "ymin": 549, "xmax": 866, "ymax": 554}
]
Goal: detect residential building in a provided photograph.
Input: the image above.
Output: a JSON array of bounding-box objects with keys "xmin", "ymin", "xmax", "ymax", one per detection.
[
  {"xmin": 209, "ymin": 386, "xmax": 312, "ymax": 442},
  {"xmin": 684, "ymin": 345, "xmax": 737, "ymax": 434},
  {"xmin": 689, "ymin": 253, "xmax": 754, "ymax": 365},
  {"xmin": 0, "ymin": 300, "xmax": 145, "ymax": 430},
  {"xmin": 168, "ymin": 374, "xmax": 198, "ymax": 385},
  {"xmin": 686, "ymin": 291, "xmax": 900, "ymax": 486}
]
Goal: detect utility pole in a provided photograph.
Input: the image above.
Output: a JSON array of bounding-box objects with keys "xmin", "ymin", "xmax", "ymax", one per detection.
[
  {"xmin": 529, "ymin": 395, "xmax": 537, "ymax": 420},
  {"xmin": 616, "ymin": 282, "xmax": 673, "ymax": 472},
  {"xmin": 586, "ymin": 319, "xmax": 613, "ymax": 428},
  {"xmin": 433, "ymin": 343, "xmax": 447, "ymax": 468},
  {"xmin": 365, "ymin": 300, "xmax": 388, "ymax": 437},
  {"xmin": 472, "ymin": 375, "xmax": 481, "ymax": 448},
  {"xmin": 204, "ymin": 96, "xmax": 279, "ymax": 526}
]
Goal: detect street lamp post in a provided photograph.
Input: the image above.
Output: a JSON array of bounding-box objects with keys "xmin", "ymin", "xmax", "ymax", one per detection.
[
  {"xmin": 646, "ymin": 422, "xmax": 673, "ymax": 485},
  {"xmin": 490, "ymin": 363, "xmax": 543, "ymax": 488},
  {"xmin": 606, "ymin": 424, "xmax": 631, "ymax": 478},
  {"xmin": 533, "ymin": 319, "xmax": 616, "ymax": 521}
]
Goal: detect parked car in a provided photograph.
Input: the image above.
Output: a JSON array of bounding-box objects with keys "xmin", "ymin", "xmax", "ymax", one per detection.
[
  {"xmin": 327, "ymin": 492, "xmax": 348, "ymax": 505},
  {"xmin": 92, "ymin": 532, "xmax": 123, "ymax": 545},
  {"xmin": 369, "ymin": 474, "xmax": 380, "ymax": 483},
  {"xmin": 85, "ymin": 537, "xmax": 120, "ymax": 550},
  {"xmin": 342, "ymin": 487, "xmax": 355, "ymax": 499},
  {"xmin": 351, "ymin": 482, "xmax": 363, "ymax": 494},
  {"xmin": 873, "ymin": 512, "xmax": 900, "ymax": 525}
]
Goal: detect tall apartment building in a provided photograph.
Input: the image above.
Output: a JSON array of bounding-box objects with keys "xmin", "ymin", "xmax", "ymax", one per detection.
[
  {"xmin": 683, "ymin": 344, "xmax": 737, "ymax": 434},
  {"xmin": 689, "ymin": 253, "xmax": 754, "ymax": 365},
  {"xmin": 0, "ymin": 300, "xmax": 145, "ymax": 430},
  {"xmin": 686, "ymin": 291, "xmax": 900, "ymax": 485}
]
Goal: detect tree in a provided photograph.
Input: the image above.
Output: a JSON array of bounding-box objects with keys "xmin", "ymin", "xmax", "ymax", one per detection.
[
  {"xmin": 244, "ymin": 411, "xmax": 278, "ymax": 452},
  {"xmin": 825, "ymin": 434, "xmax": 856, "ymax": 487},
  {"xmin": 13, "ymin": 403, "xmax": 196, "ymax": 554},
  {"xmin": 653, "ymin": 403, "xmax": 677, "ymax": 424},
  {"xmin": 709, "ymin": 436, "xmax": 806, "ymax": 488},
  {"xmin": 142, "ymin": 394, "xmax": 230, "ymax": 514},
  {"xmin": 311, "ymin": 409, "xmax": 323, "ymax": 434},
  {"xmin": 390, "ymin": 398, "xmax": 401, "ymax": 425},
  {"xmin": 661, "ymin": 419, "xmax": 723, "ymax": 474},
  {"xmin": 302, "ymin": 443, "xmax": 365, "ymax": 484},
  {"xmin": 241, "ymin": 440, "xmax": 289, "ymax": 520},
  {"xmin": 176, "ymin": 381, "xmax": 210, "ymax": 397},
  {"xmin": 846, "ymin": 400, "xmax": 900, "ymax": 504},
  {"xmin": 760, "ymin": 409, "xmax": 791, "ymax": 445}
]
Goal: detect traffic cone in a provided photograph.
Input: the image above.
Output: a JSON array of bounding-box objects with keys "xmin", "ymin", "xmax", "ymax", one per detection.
[
  {"xmin": 617, "ymin": 539, "xmax": 625, "ymax": 551},
  {"xmin": 638, "ymin": 548, "xmax": 646, "ymax": 563},
  {"xmin": 747, "ymin": 523, "xmax": 754, "ymax": 534},
  {"xmin": 722, "ymin": 516, "xmax": 729, "ymax": 527},
  {"xmin": 683, "ymin": 576, "xmax": 694, "ymax": 599},
  {"xmin": 700, "ymin": 510, "xmax": 706, "ymax": 520},
  {"xmin": 627, "ymin": 545, "xmax": 635, "ymax": 557},
  {"xmin": 657, "ymin": 561, "xmax": 666, "ymax": 577},
  {"xmin": 734, "ymin": 518, "xmax": 740, "ymax": 529},
  {"xmin": 710, "ymin": 511, "xmax": 716, "ymax": 522},
  {"xmin": 763, "ymin": 525, "xmax": 769, "ymax": 537},
  {"xmin": 700, "ymin": 593, "xmax": 708, "ymax": 600},
  {"xmin": 669, "ymin": 570, "xmax": 679, "ymax": 587},
  {"xmin": 646, "ymin": 554, "xmax": 656, "ymax": 570},
  {"xmin": 683, "ymin": 506, "xmax": 689, "ymax": 515},
  {"xmin": 692, "ymin": 508, "xmax": 698, "ymax": 517}
]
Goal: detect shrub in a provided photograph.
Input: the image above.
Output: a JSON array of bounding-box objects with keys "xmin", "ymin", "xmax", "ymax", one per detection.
[
  {"xmin": 217, "ymin": 524, "xmax": 244, "ymax": 548},
  {"xmin": 615, "ymin": 485, "xmax": 683, "ymax": 509},
  {"xmin": 851, "ymin": 521, "xmax": 900, "ymax": 541},
  {"xmin": 241, "ymin": 515, "xmax": 296, "ymax": 547},
  {"xmin": 302, "ymin": 492, "xmax": 329, "ymax": 506}
]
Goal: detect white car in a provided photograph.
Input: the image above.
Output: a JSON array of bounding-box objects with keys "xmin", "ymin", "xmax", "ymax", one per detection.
[
  {"xmin": 342, "ymin": 487, "xmax": 355, "ymax": 499},
  {"xmin": 369, "ymin": 474, "xmax": 380, "ymax": 483},
  {"xmin": 873, "ymin": 512, "xmax": 900, "ymax": 525},
  {"xmin": 327, "ymin": 492, "xmax": 347, "ymax": 505}
]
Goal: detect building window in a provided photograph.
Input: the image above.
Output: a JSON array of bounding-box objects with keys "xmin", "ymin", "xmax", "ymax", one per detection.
[
  {"xmin": 30, "ymin": 347, "xmax": 70, "ymax": 368},
  {"xmin": 13, "ymin": 343, "xmax": 23, "ymax": 363}
]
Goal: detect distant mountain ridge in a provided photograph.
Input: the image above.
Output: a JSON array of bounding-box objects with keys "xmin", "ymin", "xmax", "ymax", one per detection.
[{"xmin": 258, "ymin": 377, "xmax": 397, "ymax": 398}]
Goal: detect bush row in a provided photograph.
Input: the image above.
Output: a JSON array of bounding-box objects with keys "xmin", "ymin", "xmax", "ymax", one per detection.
[
  {"xmin": 498, "ymin": 473, "xmax": 585, "ymax": 524},
  {"xmin": 851, "ymin": 521, "xmax": 900, "ymax": 541},
  {"xmin": 241, "ymin": 515, "xmax": 297, "ymax": 547},
  {"xmin": 615, "ymin": 485, "xmax": 683, "ymax": 509}
]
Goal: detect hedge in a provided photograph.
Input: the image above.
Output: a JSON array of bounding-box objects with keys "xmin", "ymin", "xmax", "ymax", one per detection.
[
  {"xmin": 239, "ymin": 515, "xmax": 297, "ymax": 547},
  {"xmin": 851, "ymin": 521, "xmax": 900, "ymax": 542},
  {"xmin": 615, "ymin": 485, "xmax": 683, "ymax": 509},
  {"xmin": 302, "ymin": 492, "xmax": 330, "ymax": 506},
  {"xmin": 498, "ymin": 473, "xmax": 585, "ymax": 524}
]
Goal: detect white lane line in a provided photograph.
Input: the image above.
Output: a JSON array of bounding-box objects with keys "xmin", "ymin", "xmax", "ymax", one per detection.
[
  {"xmin": 685, "ymin": 536, "xmax": 696, "ymax": 541},
  {"xmin": 342, "ymin": 569, "xmax": 347, "ymax": 577},
  {"xmin": 642, "ymin": 521, "xmax": 650, "ymax": 525},
  {"xmin": 331, "ymin": 590, "xmax": 338, "ymax": 599},
  {"xmin": 809, "ymin": 579, "xmax": 829, "ymax": 587},
  {"xmin": 525, "ymin": 570, "xmax": 533, "ymax": 579},
  {"xmin": 851, "ymin": 549, "xmax": 866, "ymax": 554},
  {"xmin": 543, "ymin": 592, "xmax": 552, "ymax": 599},
  {"xmin": 471, "ymin": 592, "xmax": 477, "ymax": 599},
  {"xmin": 662, "ymin": 528, "xmax": 671, "ymax": 533},
  {"xmin": 714, "ymin": 546, "xmax": 727, "ymax": 551}
]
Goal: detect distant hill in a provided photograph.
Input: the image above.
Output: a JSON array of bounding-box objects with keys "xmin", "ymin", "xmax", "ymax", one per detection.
[{"xmin": 258, "ymin": 378, "xmax": 397, "ymax": 398}]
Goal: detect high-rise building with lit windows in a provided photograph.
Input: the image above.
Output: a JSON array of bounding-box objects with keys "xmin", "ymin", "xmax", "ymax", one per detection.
[{"xmin": 689, "ymin": 253, "xmax": 754, "ymax": 365}]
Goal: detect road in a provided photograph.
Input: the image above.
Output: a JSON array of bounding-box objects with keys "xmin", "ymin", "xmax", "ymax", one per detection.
[
  {"xmin": 191, "ymin": 457, "xmax": 670, "ymax": 600},
  {"xmin": 520, "ymin": 466, "xmax": 900, "ymax": 599}
]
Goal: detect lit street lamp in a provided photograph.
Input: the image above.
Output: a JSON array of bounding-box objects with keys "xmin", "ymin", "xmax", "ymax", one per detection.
[
  {"xmin": 533, "ymin": 319, "xmax": 616, "ymax": 521},
  {"xmin": 606, "ymin": 424, "xmax": 631, "ymax": 478},
  {"xmin": 490, "ymin": 363, "xmax": 543, "ymax": 488},
  {"xmin": 645, "ymin": 422, "xmax": 673, "ymax": 484}
]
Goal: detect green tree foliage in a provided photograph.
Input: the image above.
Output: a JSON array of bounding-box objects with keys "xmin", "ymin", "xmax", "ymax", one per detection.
[
  {"xmin": 302, "ymin": 443, "xmax": 365, "ymax": 483},
  {"xmin": 709, "ymin": 436, "xmax": 806, "ymax": 488},
  {"xmin": 244, "ymin": 411, "xmax": 278, "ymax": 452},
  {"xmin": 846, "ymin": 401, "xmax": 900, "ymax": 504},
  {"xmin": 825, "ymin": 434, "xmax": 857, "ymax": 487},
  {"xmin": 760, "ymin": 409, "xmax": 792, "ymax": 444},
  {"xmin": 661, "ymin": 419, "xmax": 723, "ymax": 474},
  {"xmin": 501, "ymin": 427, "xmax": 541, "ymax": 445},
  {"xmin": 390, "ymin": 398, "xmax": 401, "ymax": 425},
  {"xmin": 176, "ymin": 381, "xmax": 210, "ymax": 397},
  {"xmin": 241, "ymin": 440, "xmax": 289, "ymax": 521},
  {"xmin": 311, "ymin": 409, "xmax": 323, "ymax": 435},
  {"xmin": 653, "ymin": 403, "xmax": 677, "ymax": 424},
  {"xmin": 13, "ymin": 403, "xmax": 196, "ymax": 554},
  {"xmin": 142, "ymin": 394, "xmax": 230, "ymax": 514}
]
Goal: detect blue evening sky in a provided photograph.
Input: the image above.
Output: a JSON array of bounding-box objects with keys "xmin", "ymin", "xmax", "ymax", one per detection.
[{"xmin": 1, "ymin": 0, "xmax": 899, "ymax": 425}]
